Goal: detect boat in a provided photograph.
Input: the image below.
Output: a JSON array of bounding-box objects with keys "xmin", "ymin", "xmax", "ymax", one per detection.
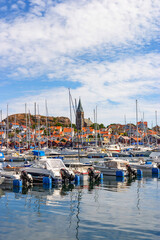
[
  {"xmin": 129, "ymin": 159, "xmax": 158, "ymax": 174},
  {"xmin": 93, "ymin": 158, "xmax": 135, "ymax": 176},
  {"xmin": 129, "ymin": 147, "xmax": 152, "ymax": 157},
  {"xmin": 20, "ymin": 157, "xmax": 75, "ymax": 184},
  {"xmin": 0, "ymin": 163, "xmax": 33, "ymax": 185},
  {"xmin": 65, "ymin": 162, "xmax": 101, "ymax": 181},
  {"xmin": 105, "ymin": 144, "xmax": 121, "ymax": 153},
  {"xmin": 149, "ymin": 151, "xmax": 160, "ymax": 164}
]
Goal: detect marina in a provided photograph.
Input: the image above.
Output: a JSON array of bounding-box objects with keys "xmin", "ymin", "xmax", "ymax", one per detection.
[{"xmin": 0, "ymin": 1, "xmax": 160, "ymax": 239}]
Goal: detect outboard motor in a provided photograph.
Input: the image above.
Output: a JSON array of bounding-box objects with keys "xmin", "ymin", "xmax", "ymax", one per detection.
[
  {"xmin": 126, "ymin": 165, "xmax": 137, "ymax": 177},
  {"xmin": 88, "ymin": 168, "xmax": 101, "ymax": 181},
  {"xmin": 60, "ymin": 168, "xmax": 75, "ymax": 183},
  {"xmin": 21, "ymin": 170, "xmax": 33, "ymax": 186}
]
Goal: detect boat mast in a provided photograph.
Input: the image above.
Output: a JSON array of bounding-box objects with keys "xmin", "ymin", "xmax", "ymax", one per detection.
[
  {"xmin": 6, "ymin": 104, "xmax": 8, "ymax": 150},
  {"xmin": 28, "ymin": 110, "xmax": 31, "ymax": 148},
  {"xmin": 45, "ymin": 99, "xmax": 48, "ymax": 149},
  {"xmin": 25, "ymin": 103, "xmax": 28, "ymax": 148},
  {"xmin": 0, "ymin": 110, "xmax": 2, "ymax": 149},
  {"xmin": 136, "ymin": 99, "xmax": 138, "ymax": 148},
  {"xmin": 95, "ymin": 106, "xmax": 98, "ymax": 148},
  {"xmin": 34, "ymin": 102, "xmax": 36, "ymax": 148},
  {"xmin": 155, "ymin": 110, "xmax": 157, "ymax": 147},
  {"xmin": 37, "ymin": 104, "xmax": 41, "ymax": 160},
  {"xmin": 68, "ymin": 89, "xmax": 73, "ymax": 148}
]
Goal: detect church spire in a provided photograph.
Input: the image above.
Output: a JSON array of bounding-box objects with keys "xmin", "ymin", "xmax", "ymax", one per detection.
[
  {"xmin": 77, "ymin": 98, "xmax": 84, "ymax": 112},
  {"xmin": 76, "ymin": 98, "xmax": 84, "ymax": 130}
]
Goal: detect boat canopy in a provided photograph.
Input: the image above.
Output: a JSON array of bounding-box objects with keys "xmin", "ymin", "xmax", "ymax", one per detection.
[
  {"xmin": 32, "ymin": 158, "xmax": 66, "ymax": 171},
  {"xmin": 104, "ymin": 159, "xmax": 129, "ymax": 168}
]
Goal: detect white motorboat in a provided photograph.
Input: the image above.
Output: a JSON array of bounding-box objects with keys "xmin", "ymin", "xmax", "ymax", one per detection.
[
  {"xmin": 105, "ymin": 144, "xmax": 121, "ymax": 153},
  {"xmin": 129, "ymin": 159, "xmax": 158, "ymax": 174},
  {"xmin": 149, "ymin": 151, "xmax": 160, "ymax": 164},
  {"xmin": 44, "ymin": 148, "xmax": 60, "ymax": 156},
  {"xmin": 0, "ymin": 163, "xmax": 32, "ymax": 185},
  {"xmin": 0, "ymin": 163, "xmax": 21, "ymax": 184},
  {"xmin": 93, "ymin": 159, "xmax": 132, "ymax": 176},
  {"xmin": 65, "ymin": 162, "xmax": 101, "ymax": 181},
  {"xmin": 20, "ymin": 157, "xmax": 75, "ymax": 184},
  {"xmin": 59, "ymin": 148, "xmax": 79, "ymax": 155}
]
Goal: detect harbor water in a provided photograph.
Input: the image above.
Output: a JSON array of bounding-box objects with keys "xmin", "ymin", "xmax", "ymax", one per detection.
[{"xmin": 0, "ymin": 174, "xmax": 160, "ymax": 240}]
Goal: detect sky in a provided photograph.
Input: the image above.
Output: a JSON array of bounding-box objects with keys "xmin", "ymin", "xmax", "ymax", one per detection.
[{"xmin": 0, "ymin": 0, "xmax": 160, "ymax": 127}]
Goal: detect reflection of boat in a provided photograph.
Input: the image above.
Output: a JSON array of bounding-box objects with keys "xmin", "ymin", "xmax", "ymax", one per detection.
[
  {"xmin": 102, "ymin": 176, "xmax": 129, "ymax": 192},
  {"xmin": 93, "ymin": 159, "xmax": 130, "ymax": 176},
  {"xmin": 20, "ymin": 157, "xmax": 75, "ymax": 184}
]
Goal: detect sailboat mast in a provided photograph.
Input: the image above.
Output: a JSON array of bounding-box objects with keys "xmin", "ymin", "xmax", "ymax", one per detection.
[
  {"xmin": 95, "ymin": 106, "xmax": 97, "ymax": 148},
  {"xmin": 45, "ymin": 99, "xmax": 48, "ymax": 149},
  {"xmin": 155, "ymin": 110, "xmax": 157, "ymax": 146},
  {"xmin": 28, "ymin": 110, "xmax": 31, "ymax": 147},
  {"xmin": 68, "ymin": 89, "xmax": 73, "ymax": 147},
  {"xmin": 6, "ymin": 104, "xmax": 8, "ymax": 150},
  {"xmin": 136, "ymin": 100, "xmax": 138, "ymax": 148},
  {"xmin": 25, "ymin": 103, "xmax": 28, "ymax": 148}
]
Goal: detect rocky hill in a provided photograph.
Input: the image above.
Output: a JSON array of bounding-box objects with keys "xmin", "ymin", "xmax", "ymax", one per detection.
[{"xmin": 3, "ymin": 113, "xmax": 71, "ymax": 128}]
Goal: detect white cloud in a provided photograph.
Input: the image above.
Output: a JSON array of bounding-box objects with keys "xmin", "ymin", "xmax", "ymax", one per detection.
[
  {"xmin": 2, "ymin": 53, "xmax": 160, "ymax": 127},
  {"xmin": 0, "ymin": 0, "xmax": 160, "ymax": 126}
]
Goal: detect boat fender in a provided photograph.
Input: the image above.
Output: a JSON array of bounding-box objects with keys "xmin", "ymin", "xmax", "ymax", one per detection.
[{"xmin": 152, "ymin": 168, "xmax": 159, "ymax": 175}]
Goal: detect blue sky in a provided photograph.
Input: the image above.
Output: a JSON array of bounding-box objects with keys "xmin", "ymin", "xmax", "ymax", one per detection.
[{"xmin": 0, "ymin": 0, "xmax": 160, "ymax": 127}]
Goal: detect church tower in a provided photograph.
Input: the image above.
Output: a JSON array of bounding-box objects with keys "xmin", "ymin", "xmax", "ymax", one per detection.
[{"xmin": 76, "ymin": 98, "xmax": 84, "ymax": 131}]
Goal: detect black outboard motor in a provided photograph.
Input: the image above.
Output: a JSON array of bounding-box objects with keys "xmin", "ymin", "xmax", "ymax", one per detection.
[
  {"xmin": 88, "ymin": 168, "xmax": 101, "ymax": 181},
  {"xmin": 60, "ymin": 168, "xmax": 75, "ymax": 183},
  {"xmin": 21, "ymin": 170, "xmax": 33, "ymax": 186},
  {"xmin": 126, "ymin": 165, "xmax": 137, "ymax": 177}
]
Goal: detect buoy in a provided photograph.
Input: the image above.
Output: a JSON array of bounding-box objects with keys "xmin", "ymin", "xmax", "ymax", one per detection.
[
  {"xmin": 100, "ymin": 173, "xmax": 103, "ymax": 183},
  {"xmin": 100, "ymin": 173, "xmax": 103, "ymax": 180},
  {"xmin": 75, "ymin": 174, "xmax": 80, "ymax": 184},
  {"xmin": 152, "ymin": 168, "xmax": 159, "ymax": 175},
  {"xmin": 43, "ymin": 177, "xmax": 52, "ymax": 187},
  {"xmin": 13, "ymin": 179, "xmax": 22, "ymax": 187},
  {"xmin": 80, "ymin": 174, "xmax": 84, "ymax": 182},
  {"xmin": 116, "ymin": 170, "xmax": 124, "ymax": 177},
  {"xmin": 137, "ymin": 169, "xmax": 143, "ymax": 177}
]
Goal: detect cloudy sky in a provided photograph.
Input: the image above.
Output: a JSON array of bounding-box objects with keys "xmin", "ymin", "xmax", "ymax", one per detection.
[{"xmin": 0, "ymin": 0, "xmax": 159, "ymax": 126}]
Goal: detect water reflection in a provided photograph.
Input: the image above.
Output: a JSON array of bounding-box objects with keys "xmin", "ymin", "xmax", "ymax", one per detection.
[{"xmin": 0, "ymin": 176, "xmax": 160, "ymax": 240}]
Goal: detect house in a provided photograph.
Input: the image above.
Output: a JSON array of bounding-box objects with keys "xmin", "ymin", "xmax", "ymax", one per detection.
[
  {"xmin": 11, "ymin": 122, "xmax": 20, "ymax": 130},
  {"xmin": 63, "ymin": 127, "xmax": 74, "ymax": 136}
]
